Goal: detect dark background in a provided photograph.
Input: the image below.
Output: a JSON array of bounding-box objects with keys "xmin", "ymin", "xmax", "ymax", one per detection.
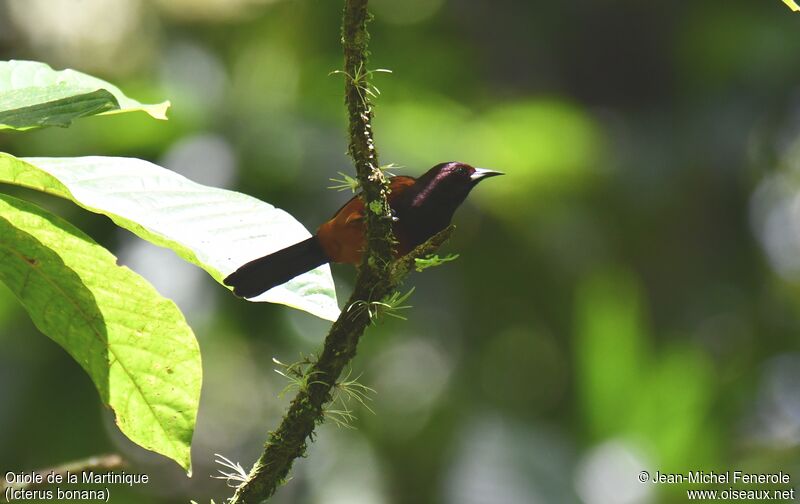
[{"xmin": 1, "ymin": 1, "xmax": 799, "ymax": 503}]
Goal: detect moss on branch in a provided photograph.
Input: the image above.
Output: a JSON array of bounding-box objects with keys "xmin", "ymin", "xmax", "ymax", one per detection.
[{"xmin": 227, "ymin": 2, "xmax": 453, "ymax": 503}]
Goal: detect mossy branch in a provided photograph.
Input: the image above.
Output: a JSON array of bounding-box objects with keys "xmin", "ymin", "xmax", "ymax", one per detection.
[{"xmin": 227, "ymin": 2, "xmax": 453, "ymax": 503}]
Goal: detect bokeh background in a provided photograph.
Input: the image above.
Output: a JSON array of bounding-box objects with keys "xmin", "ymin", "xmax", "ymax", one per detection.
[{"xmin": 1, "ymin": 0, "xmax": 800, "ymax": 503}]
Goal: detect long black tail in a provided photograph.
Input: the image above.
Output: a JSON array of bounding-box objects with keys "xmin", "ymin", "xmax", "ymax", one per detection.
[{"xmin": 224, "ymin": 236, "xmax": 329, "ymax": 298}]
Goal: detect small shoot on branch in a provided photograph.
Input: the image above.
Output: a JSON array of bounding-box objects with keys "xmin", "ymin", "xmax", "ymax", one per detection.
[
  {"xmin": 330, "ymin": 63, "xmax": 392, "ymax": 107},
  {"xmin": 414, "ymin": 253, "xmax": 460, "ymax": 272},
  {"xmin": 347, "ymin": 287, "xmax": 415, "ymax": 323},
  {"xmin": 323, "ymin": 368, "xmax": 376, "ymax": 428},
  {"xmin": 328, "ymin": 172, "xmax": 360, "ymax": 193},
  {"xmin": 379, "ymin": 162, "xmax": 401, "ymax": 177},
  {"xmin": 335, "ymin": 368, "xmax": 376, "ymax": 414},
  {"xmin": 273, "ymin": 356, "xmax": 323, "ymax": 398},
  {"xmin": 328, "ymin": 164, "xmax": 400, "ymax": 193},
  {"xmin": 210, "ymin": 453, "xmax": 249, "ymax": 489},
  {"xmin": 323, "ymin": 404, "xmax": 357, "ymax": 429}
]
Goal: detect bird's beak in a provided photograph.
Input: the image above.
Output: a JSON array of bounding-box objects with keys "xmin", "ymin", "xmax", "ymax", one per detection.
[{"xmin": 470, "ymin": 168, "xmax": 505, "ymax": 181}]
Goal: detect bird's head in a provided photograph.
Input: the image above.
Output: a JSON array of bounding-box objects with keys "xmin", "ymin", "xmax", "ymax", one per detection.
[{"xmin": 410, "ymin": 162, "xmax": 504, "ymax": 211}]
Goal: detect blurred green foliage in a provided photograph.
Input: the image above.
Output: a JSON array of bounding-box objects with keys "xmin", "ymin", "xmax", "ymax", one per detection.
[{"xmin": 1, "ymin": 1, "xmax": 800, "ymax": 503}]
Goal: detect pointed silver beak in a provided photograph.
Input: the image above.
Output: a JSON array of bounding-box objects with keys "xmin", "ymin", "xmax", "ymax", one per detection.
[{"xmin": 470, "ymin": 167, "xmax": 505, "ymax": 181}]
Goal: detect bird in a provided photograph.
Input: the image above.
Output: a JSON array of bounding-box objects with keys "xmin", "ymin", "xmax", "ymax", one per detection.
[{"xmin": 224, "ymin": 162, "xmax": 503, "ymax": 298}]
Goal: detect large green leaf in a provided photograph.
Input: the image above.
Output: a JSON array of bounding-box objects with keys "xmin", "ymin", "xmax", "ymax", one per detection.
[
  {"xmin": 0, "ymin": 194, "xmax": 200, "ymax": 472},
  {"xmin": 0, "ymin": 153, "xmax": 340, "ymax": 321},
  {"xmin": 0, "ymin": 60, "xmax": 169, "ymax": 131}
]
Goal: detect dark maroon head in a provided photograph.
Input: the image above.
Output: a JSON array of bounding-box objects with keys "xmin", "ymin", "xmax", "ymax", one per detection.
[
  {"xmin": 409, "ymin": 162, "xmax": 503, "ymax": 210},
  {"xmin": 397, "ymin": 162, "xmax": 503, "ymax": 248}
]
